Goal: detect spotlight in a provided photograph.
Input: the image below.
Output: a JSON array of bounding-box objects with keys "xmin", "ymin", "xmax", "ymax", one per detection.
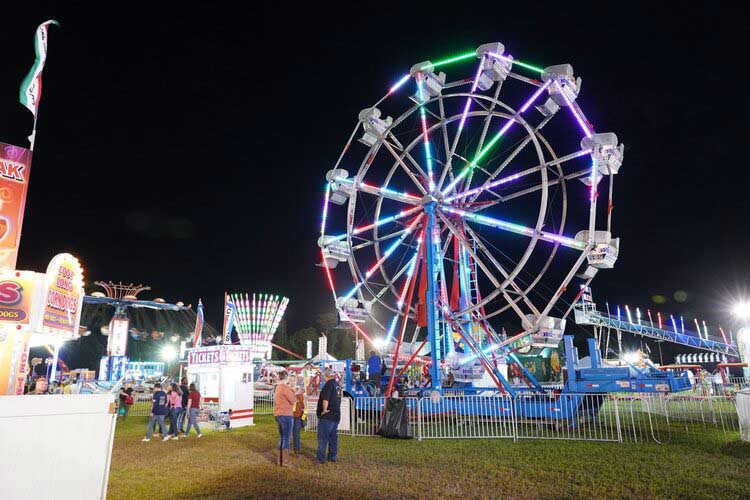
[
  {"xmin": 732, "ymin": 301, "xmax": 750, "ymax": 320},
  {"xmin": 161, "ymin": 345, "xmax": 177, "ymax": 361},
  {"xmin": 622, "ymin": 352, "xmax": 640, "ymax": 365}
]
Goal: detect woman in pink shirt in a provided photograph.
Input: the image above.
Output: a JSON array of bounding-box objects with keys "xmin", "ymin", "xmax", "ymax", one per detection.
[{"xmin": 166, "ymin": 383, "xmax": 182, "ymax": 440}]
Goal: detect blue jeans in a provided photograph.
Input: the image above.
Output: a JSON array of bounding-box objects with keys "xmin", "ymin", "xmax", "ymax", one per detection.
[
  {"xmin": 316, "ymin": 418, "xmax": 339, "ymax": 463},
  {"xmin": 293, "ymin": 417, "xmax": 303, "ymax": 451},
  {"xmin": 146, "ymin": 414, "xmax": 167, "ymax": 439},
  {"xmin": 185, "ymin": 408, "xmax": 201, "ymax": 435},
  {"xmin": 179, "ymin": 408, "xmax": 188, "ymax": 431},
  {"xmin": 169, "ymin": 407, "xmax": 182, "ymax": 436},
  {"xmin": 275, "ymin": 415, "xmax": 293, "ymax": 450}
]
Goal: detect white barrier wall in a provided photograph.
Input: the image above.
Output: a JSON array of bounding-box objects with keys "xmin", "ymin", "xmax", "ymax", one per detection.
[{"xmin": 0, "ymin": 394, "xmax": 117, "ymax": 500}]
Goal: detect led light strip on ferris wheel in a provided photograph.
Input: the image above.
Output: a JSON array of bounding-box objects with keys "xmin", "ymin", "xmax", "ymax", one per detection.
[{"xmin": 319, "ymin": 43, "xmax": 621, "ymax": 348}]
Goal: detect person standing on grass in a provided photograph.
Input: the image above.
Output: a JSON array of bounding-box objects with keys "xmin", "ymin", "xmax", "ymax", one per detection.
[
  {"xmin": 368, "ymin": 350, "xmax": 382, "ymax": 395},
  {"xmin": 143, "ymin": 383, "xmax": 169, "ymax": 442},
  {"xmin": 179, "ymin": 377, "xmax": 189, "ymax": 433},
  {"xmin": 316, "ymin": 368, "xmax": 341, "ymax": 464},
  {"xmin": 291, "ymin": 375, "xmax": 305, "ymax": 456},
  {"xmin": 273, "ymin": 370, "xmax": 295, "ymax": 467},
  {"xmin": 167, "ymin": 383, "xmax": 182, "ymax": 440},
  {"xmin": 185, "ymin": 383, "xmax": 203, "ymax": 438}
]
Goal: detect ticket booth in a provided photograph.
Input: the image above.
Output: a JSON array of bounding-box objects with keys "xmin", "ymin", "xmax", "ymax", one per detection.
[{"xmin": 187, "ymin": 345, "xmax": 256, "ymax": 428}]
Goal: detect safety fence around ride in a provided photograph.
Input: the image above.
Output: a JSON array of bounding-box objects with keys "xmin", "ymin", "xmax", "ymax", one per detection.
[{"xmin": 306, "ymin": 393, "xmax": 743, "ymax": 445}]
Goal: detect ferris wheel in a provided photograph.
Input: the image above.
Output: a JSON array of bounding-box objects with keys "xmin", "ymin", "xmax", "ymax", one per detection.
[{"xmin": 318, "ymin": 42, "xmax": 624, "ymax": 385}]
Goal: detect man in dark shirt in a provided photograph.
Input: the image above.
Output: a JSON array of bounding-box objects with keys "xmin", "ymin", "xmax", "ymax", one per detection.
[
  {"xmin": 143, "ymin": 383, "xmax": 169, "ymax": 442},
  {"xmin": 316, "ymin": 368, "xmax": 341, "ymax": 464},
  {"xmin": 367, "ymin": 350, "xmax": 382, "ymax": 395}
]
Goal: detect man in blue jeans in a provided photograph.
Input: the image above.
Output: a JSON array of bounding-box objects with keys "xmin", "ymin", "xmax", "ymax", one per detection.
[
  {"xmin": 316, "ymin": 368, "xmax": 341, "ymax": 464},
  {"xmin": 143, "ymin": 383, "xmax": 169, "ymax": 442}
]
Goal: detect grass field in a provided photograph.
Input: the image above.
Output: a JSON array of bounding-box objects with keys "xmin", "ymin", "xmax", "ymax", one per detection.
[{"xmin": 108, "ymin": 415, "xmax": 750, "ymax": 499}]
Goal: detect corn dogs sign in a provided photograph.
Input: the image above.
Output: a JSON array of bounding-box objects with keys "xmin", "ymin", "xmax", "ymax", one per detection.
[{"xmin": 39, "ymin": 253, "xmax": 84, "ymax": 339}]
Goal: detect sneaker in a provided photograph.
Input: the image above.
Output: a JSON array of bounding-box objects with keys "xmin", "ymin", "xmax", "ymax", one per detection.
[
  {"xmin": 162, "ymin": 435, "xmax": 171, "ymax": 441},
  {"xmin": 197, "ymin": 434, "xmax": 203, "ymax": 438},
  {"xmin": 172, "ymin": 436, "xmax": 179, "ymax": 440},
  {"xmin": 141, "ymin": 438, "xmax": 150, "ymax": 442}
]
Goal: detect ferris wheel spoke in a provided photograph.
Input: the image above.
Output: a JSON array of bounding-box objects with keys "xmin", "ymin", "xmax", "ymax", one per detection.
[
  {"xmin": 467, "ymin": 115, "xmax": 554, "ymax": 204},
  {"xmin": 454, "ymin": 148, "xmax": 591, "ymax": 204},
  {"xmin": 365, "ymin": 243, "xmax": 420, "ymax": 317},
  {"xmin": 351, "ymin": 228, "xmax": 410, "ymax": 251},
  {"xmin": 442, "ymin": 206, "xmax": 586, "ymax": 251},
  {"xmin": 437, "ymin": 212, "xmax": 529, "ymax": 323},
  {"xmin": 342, "ymin": 214, "xmax": 424, "ymax": 302},
  {"xmin": 329, "ymin": 206, "xmax": 422, "ymax": 245},
  {"xmin": 440, "ymin": 81, "xmax": 552, "ymax": 197},
  {"xmin": 478, "ymin": 167, "xmax": 588, "ymax": 207},
  {"xmin": 381, "ymin": 140, "xmax": 429, "ymax": 195},
  {"xmin": 464, "ymin": 75, "xmax": 505, "ymax": 193},
  {"xmin": 435, "ymin": 57, "xmax": 487, "ymax": 191},
  {"xmin": 464, "ymin": 225, "xmax": 539, "ymax": 314},
  {"xmin": 462, "ymin": 224, "xmax": 542, "ymax": 317},
  {"xmin": 385, "ymin": 133, "xmax": 431, "ymax": 183},
  {"xmin": 340, "ymin": 178, "xmax": 422, "ymax": 206},
  {"xmin": 535, "ymin": 249, "xmax": 591, "ymax": 321}
]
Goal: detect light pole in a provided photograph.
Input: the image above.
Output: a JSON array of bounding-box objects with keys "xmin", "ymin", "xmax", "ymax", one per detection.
[{"xmin": 732, "ymin": 301, "xmax": 750, "ymax": 378}]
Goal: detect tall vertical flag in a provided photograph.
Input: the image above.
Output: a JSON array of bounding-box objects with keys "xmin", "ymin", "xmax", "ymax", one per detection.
[
  {"xmin": 192, "ymin": 299, "xmax": 205, "ymax": 348},
  {"xmin": 19, "ymin": 20, "xmax": 60, "ymax": 150},
  {"xmin": 222, "ymin": 293, "xmax": 236, "ymax": 344}
]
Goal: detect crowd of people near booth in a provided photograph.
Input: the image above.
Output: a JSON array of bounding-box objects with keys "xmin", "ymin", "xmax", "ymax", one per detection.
[{"xmin": 140, "ymin": 378, "xmax": 204, "ymax": 441}]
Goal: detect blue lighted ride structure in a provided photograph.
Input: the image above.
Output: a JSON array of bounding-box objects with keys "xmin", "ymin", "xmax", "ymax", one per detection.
[{"xmin": 341, "ymin": 335, "xmax": 693, "ymax": 420}]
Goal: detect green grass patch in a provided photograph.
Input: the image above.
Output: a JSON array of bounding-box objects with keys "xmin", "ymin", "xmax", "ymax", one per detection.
[{"xmin": 108, "ymin": 415, "xmax": 750, "ymax": 499}]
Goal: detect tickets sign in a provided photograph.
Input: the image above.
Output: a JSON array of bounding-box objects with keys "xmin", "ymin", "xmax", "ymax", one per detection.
[
  {"xmin": 39, "ymin": 253, "xmax": 84, "ymax": 339},
  {"xmin": 0, "ymin": 142, "xmax": 32, "ymax": 270},
  {"xmin": 188, "ymin": 345, "xmax": 259, "ymax": 368}
]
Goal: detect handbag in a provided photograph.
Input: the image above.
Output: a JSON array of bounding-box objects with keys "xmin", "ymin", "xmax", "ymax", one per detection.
[{"xmin": 125, "ymin": 395, "xmax": 134, "ymax": 405}]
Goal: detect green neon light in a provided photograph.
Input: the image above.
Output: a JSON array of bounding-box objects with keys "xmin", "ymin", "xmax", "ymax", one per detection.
[
  {"xmin": 431, "ymin": 51, "xmax": 476, "ymax": 68},
  {"xmin": 512, "ymin": 59, "xmax": 544, "ymax": 74}
]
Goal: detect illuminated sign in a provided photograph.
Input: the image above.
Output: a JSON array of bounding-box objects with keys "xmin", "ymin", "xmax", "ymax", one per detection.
[
  {"xmin": 39, "ymin": 253, "xmax": 84, "ymax": 340},
  {"xmin": 188, "ymin": 345, "xmax": 260, "ymax": 368},
  {"xmin": 0, "ymin": 270, "xmax": 36, "ymax": 326},
  {"xmin": 108, "ymin": 317, "xmax": 129, "ymax": 357},
  {"xmin": 0, "ymin": 142, "xmax": 32, "ymax": 270}
]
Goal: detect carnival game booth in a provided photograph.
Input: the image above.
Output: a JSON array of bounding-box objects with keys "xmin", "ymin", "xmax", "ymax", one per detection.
[{"xmin": 187, "ymin": 344, "xmax": 256, "ymax": 428}]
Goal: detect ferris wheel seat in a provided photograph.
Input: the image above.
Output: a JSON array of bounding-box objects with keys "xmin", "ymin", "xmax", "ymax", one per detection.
[
  {"xmin": 318, "ymin": 236, "xmax": 351, "ymax": 266},
  {"xmin": 576, "ymin": 265, "xmax": 599, "ymax": 280},
  {"xmin": 581, "ymin": 133, "xmax": 624, "ymax": 175},
  {"xmin": 475, "ymin": 42, "xmax": 512, "ymax": 91},
  {"xmin": 409, "ymin": 62, "xmax": 446, "ymax": 102},
  {"xmin": 575, "ymin": 231, "xmax": 619, "ymax": 269},
  {"xmin": 524, "ymin": 314, "xmax": 566, "ymax": 347},
  {"xmin": 542, "ymin": 64, "xmax": 581, "ymax": 106},
  {"xmin": 536, "ymin": 97, "xmax": 561, "ymax": 117},
  {"xmin": 358, "ymin": 108, "xmax": 392, "ymax": 147},
  {"xmin": 326, "ymin": 169, "xmax": 354, "ymax": 205}
]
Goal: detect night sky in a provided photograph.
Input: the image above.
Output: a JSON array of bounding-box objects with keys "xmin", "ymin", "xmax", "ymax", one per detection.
[{"xmin": 2, "ymin": 3, "xmax": 749, "ymax": 366}]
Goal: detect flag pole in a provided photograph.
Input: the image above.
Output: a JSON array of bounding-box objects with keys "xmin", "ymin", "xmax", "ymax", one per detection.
[{"xmin": 19, "ymin": 20, "xmax": 60, "ymax": 152}]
